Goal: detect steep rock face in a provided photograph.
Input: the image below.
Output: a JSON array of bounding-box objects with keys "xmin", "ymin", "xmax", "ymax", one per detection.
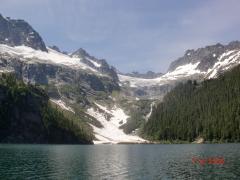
[
  {"xmin": 0, "ymin": 74, "xmax": 93, "ymax": 144},
  {"xmin": 0, "ymin": 83, "xmax": 47, "ymax": 143},
  {"xmin": 0, "ymin": 14, "xmax": 47, "ymax": 52}
]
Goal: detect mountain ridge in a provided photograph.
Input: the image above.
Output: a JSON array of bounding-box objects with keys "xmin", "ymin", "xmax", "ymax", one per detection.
[{"xmin": 168, "ymin": 41, "xmax": 240, "ymax": 72}]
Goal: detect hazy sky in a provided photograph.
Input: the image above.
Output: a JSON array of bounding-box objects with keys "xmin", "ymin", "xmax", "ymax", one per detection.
[{"xmin": 0, "ymin": 0, "xmax": 240, "ymax": 73}]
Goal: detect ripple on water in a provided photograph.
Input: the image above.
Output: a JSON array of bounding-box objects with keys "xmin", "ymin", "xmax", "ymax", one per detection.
[{"xmin": 0, "ymin": 144, "xmax": 239, "ymax": 179}]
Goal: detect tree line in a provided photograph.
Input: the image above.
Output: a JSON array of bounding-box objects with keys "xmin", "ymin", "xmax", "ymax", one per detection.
[{"xmin": 143, "ymin": 66, "xmax": 240, "ymax": 142}]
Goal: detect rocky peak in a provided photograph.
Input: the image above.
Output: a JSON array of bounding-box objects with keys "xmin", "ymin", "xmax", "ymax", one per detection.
[
  {"xmin": 0, "ymin": 14, "xmax": 47, "ymax": 52},
  {"xmin": 71, "ymin": 48, "xmax": 119, "ymax": 81},
  {"xmin": 71, "ymin": 48, "xmax": 91, "ymax": 58},
  {"xmin": 168, "ymin": 42, "xmax": 240, "ymax": 72}
]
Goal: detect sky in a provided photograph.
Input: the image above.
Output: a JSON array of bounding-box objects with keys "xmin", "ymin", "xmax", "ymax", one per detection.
[{"xmin": 0, "ymin": 0, "xmax": 240, "ymax": 73}]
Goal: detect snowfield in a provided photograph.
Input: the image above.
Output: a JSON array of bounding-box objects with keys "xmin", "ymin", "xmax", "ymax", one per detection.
[
  {"xmin": 87, "ymin": 103, "xmax": 147, "ymax": 144},
  {"xmin": 118, "ymin": 62, "xmax": 203, "ymax": 87},
  {"xmin": 0, "ymin": 44, "xmax": 102, "ymax": 74},
  {"xmin": 162, "ymin": 62, "xmax": 202, "ymax": 79}
]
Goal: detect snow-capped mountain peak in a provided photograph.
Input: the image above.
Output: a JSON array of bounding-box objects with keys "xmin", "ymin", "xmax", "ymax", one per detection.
[
  {"xmin": 0, "ymin": 44, "xmax": 100, "ymax": 73},
  {"xmin": 118, "ymin": 41, "xmax": 240, "ymax": 99},
  {"xmin": 70, "ymin": 48, "xmax": 119, "ymax": 79}
]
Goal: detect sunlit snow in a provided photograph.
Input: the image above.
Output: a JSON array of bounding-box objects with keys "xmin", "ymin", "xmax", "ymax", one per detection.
[
  {"xmin": 118, "ymin": 62, "xmax": 202, "ymax": 87},
  {"xmin": 0, "ymin": 44, "xmax": 99, "ymax": 73},
  {"xmin": 86, "ymin": 57, "xmax": 102, "ymax": 68},
  {"xmin": 50, "ymin": 99, "xmax": 75, "ymax": 113},
  {"xmin": 87, "ymin": 103, "xmax": 146, "ymax": 144},
  {"xmin": 206, "ymin": 50, "xmax": 240, "ymax": 79}
]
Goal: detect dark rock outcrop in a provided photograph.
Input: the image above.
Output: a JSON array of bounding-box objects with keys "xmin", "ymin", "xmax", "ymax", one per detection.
[
  {"xmin": 0, "ymin": 14, "xmax": 47, "ymax": 51},
  {"xmin": 49, "ymin": 45, "xmax": 61, "ymax": 52},
  {"xmin": 0, "ymin": 74, "xmax": 93, "ymax": 144}
]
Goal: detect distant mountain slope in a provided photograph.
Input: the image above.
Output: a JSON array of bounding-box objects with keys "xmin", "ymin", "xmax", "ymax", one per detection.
[
  {"xmin": 142, "ymin": 65, "xmax": 240, "ymax": 142},
  {"xmin": 0, "ymin": 73, "xmax": 93, "ymax": 144},
  {"xmin": 123, "ymin": 71, "xmax": 163, "ymax": 79},
  {"xmin": 119, "ymin": 42, "xmax": 240, "ymax": 99}
]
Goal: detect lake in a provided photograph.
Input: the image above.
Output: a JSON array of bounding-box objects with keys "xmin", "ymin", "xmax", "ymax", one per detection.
[{"xmin": 0, "ymin": 144, "xmax": 239, "ymax": 179}]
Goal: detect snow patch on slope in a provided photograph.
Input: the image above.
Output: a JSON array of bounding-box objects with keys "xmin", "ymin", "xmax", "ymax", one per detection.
[
  {"xmin": 0, "ymin": 44, "xmax": 99, "ymax": 73},
  {"xmin": 50, "ymin": 99, "xmax": 75, "ymax": 113},
  {"xmin": 95, "ymin": 103, "xmax": 129, "ymax": 127},
  {"xmin": 163, "ymin": 62, "xmax": 202, "ymax": 79},
  {"xmin": 86, "ymin": 57, "xmax": 102, "ymax": 68},
  {"xmin": 86, "ymin": 103, "xmax": 146, "ymax": 144},
  {"xmin": 206, "ymin": 49, "xmax": 240, "ymax": 79}
]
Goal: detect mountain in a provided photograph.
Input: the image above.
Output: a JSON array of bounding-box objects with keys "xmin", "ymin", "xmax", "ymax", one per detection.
[
  {"xmin": 142, "ymin": 65, "xmax": 240, "ymax": 143},
  {"xmin": 0, "ymin": 14, "xmax": 147, "ymax": 144},
  {"xmin": 0, "ymin": 13, "xmax": 240, "ymax": 144},
  {"xmin": 118, "ymin": 42, "xmax": 240, "ymax": 99},
  {"xmin": 168, "ymin": 41, "xmax": 240, "ymax": 78},
  {"xmin": 0, "ymin": 73, "xmax": 93, "ymax": 144}
]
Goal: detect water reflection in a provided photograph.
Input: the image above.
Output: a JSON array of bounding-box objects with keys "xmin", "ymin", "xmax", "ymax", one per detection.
[{"xmin": 0, "ymin": 144, "xmax": 239, "ymax": 179}]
